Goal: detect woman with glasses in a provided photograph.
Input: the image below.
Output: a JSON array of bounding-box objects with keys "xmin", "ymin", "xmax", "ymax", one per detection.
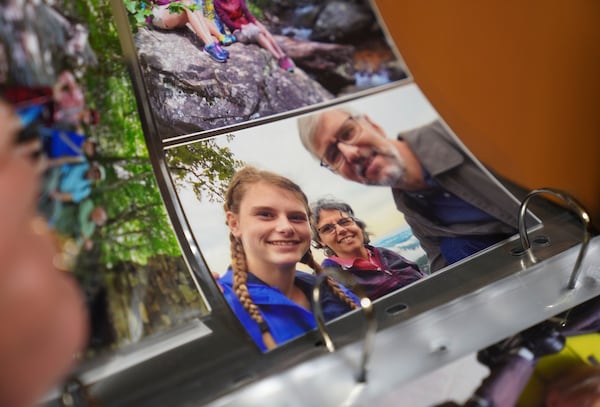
[{"xmin": 310, "ymin": 198, "xmax": 424, "ymax": 301}]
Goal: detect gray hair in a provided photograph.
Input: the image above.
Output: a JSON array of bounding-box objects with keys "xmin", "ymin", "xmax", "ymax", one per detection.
[
  {"xmin": 309, "ymin": 197, "xmax": 370, "ymax": 256},
  {"xmin": 297, "ymin": 106, "xmax": 361, "ymax": 160}
]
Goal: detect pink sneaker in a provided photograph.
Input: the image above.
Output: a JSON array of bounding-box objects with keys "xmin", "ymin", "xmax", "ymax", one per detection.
[{"xmin": 278, "ymin": 56, "xmax": 295, "ymax": 73}]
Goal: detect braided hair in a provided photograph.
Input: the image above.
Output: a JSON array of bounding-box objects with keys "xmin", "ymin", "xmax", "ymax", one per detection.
[
  {"xmin": 300, "ymin": 249, "xmax": 359, "ymax": 311},
  {"xmin": 224, "ymin": 166, "xmax": 358, "ymax": 350}
]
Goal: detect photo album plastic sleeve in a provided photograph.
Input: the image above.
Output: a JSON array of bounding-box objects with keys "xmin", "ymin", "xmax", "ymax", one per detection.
[
  {"xmin": 0, "ymin": 0, "xmax": 538, "ymax": 366},
  {"xmin": 118, "ymin": 0, "xmax": 538, "ymax": 353}
]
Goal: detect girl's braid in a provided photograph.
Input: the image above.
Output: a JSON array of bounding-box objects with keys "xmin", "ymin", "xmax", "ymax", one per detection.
[
  {"xmin": 230, "ymin": 233, "xmax": 276, "ymax": 350},
  {"xmin": 301, "ymin": 250, "xmax": 359, "ymax": 310}
]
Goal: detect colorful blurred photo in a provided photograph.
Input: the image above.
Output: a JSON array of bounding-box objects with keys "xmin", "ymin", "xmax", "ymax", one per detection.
[{"xmin": 0, "ymin": 0, "xmax": 209, "ymax": 362}]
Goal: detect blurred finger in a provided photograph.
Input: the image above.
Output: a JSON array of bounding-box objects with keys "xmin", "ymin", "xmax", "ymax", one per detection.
[
  {"xmin": 0, "ymin": 100, "xmax": 23, "ymax": 159},
  {"xmin": 0, "ymin": 230, "xmax": 88, "ymax": 407},
  {"xmin": 0, "ymin": 151, "xmax": 40, "ymax": 256}
]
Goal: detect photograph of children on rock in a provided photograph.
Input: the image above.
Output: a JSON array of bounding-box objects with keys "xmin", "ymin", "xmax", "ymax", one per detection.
[{"xmin": 124, "ymin": 0, "xmax": 409, "ymax": 138}]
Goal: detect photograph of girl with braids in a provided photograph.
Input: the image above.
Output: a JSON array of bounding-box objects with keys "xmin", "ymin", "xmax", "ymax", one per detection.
[
  {"xmin": 216, "ymin": 166, "xmax": 360, "ymax": 351},
  {"xmin": 165, "ymin": 85, "xmax": 433, "ymax": 350}
]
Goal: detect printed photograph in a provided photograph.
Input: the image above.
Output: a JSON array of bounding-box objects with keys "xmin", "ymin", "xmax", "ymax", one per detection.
[
  {"xmin": 166, "ymin": 83, "xmax": 533, "ymax": 351},
  {"xmin": 123, "ymin": 0, "xmax": 410, "ymax": 139},
  {"xmin": 0, "ymin": 0, "xmax": 209, "ymax": 362}
]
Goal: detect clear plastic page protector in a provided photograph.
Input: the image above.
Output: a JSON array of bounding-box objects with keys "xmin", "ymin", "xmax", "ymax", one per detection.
[{"xmin": 133, "ymin": 0, "xmax": 531, "ymax": 350}]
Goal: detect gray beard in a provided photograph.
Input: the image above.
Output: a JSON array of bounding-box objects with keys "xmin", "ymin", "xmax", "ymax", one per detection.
[{"xmin": 354, "ymin": 148, "xmax": 406, "ymax": 187}]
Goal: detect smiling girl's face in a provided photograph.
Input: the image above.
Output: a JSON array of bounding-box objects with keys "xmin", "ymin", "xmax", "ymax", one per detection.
[{"xmin": 226, "ymin": 181, "xmax": 311, "ymax": 273}]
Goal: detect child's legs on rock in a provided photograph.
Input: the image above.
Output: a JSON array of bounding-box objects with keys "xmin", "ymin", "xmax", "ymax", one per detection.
[
  {"xmin": 257, "ymin": 32, "xmax": 284, "ymax": 60},
  {"xmin": 185, "ymin": 8, "xmax": 216, "ymax": 45}
]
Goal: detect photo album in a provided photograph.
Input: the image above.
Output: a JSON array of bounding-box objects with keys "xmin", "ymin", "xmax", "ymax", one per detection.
[{"xmin": 4, "ymin": 1, "xmax": 575, "ymax": 405}]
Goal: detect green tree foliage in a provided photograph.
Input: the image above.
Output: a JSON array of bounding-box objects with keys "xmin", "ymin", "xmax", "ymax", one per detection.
[
  {"xmin": 59, "ymin": 0, "xmax": 244, "ymax": 266},
  {"xmin": 124, "ymin": 0, "xmax": 198, "ymax": 29},
  {"xmin": 122, "ymin": 0, "xmax": 271, "ymax": 30},
  {"xmin": 246, "ymin": 0, "xmax": 271, "ymax": 20},
  {"xmin": 57, "ymin": 0, "xmax": 180, "ymax": 267},
  {"xmin": 167, "ymin": 136, "xmax": 244, "ymax": 203},
  {"xmin": 84, "ymin": 72, "xmax": 181, "ymax": 267},
  {"xmin": 52, "ymin": 0, "xmax": 213, "ymax": 356}
]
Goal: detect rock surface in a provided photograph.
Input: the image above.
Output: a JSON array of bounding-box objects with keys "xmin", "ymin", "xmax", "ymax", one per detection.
[{"xmin": 135, "ymin": 27, "xmax": 334, "ymax": 139}]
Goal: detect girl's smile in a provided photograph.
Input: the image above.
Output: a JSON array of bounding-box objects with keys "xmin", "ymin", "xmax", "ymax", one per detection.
[{"xmin": 227, "ymin": 181, "xmax": 311, "ymax": 273}]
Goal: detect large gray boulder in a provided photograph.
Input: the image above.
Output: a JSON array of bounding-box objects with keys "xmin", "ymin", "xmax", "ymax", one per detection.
[
  {"xmin": 135, "ymin": 27, "xmax": 334, "ymax": 139},
  {"xmin": 311, "ymin": 1, "xmax": 375, "ymax": 43}
]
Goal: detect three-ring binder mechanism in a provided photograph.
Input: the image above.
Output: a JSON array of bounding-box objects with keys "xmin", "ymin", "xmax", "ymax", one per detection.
[
  {"xmin": 303, "ymin": 187, "xmax": 598, "ymax": 396},
  {"xmin": 312, "ymin": 274, "xmax": 376, "ymax": 383},
  {"xmin": 516, "ymin": 188, "xmax": 593, "ymax": 289},
  {"xmin": 197, "ymin": 189, "xmax": 599, "ymax": 407}
]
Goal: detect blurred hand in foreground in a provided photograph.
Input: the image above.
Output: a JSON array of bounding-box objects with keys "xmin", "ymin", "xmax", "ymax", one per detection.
[{"xmin": 0, "ymin": 99, "xmax": 89, "ymax": 407}]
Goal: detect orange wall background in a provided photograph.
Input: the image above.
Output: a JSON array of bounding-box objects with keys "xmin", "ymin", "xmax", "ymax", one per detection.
[{"xmin": 375, "ymin": 1, "xmax": 600, "ymax": 229}]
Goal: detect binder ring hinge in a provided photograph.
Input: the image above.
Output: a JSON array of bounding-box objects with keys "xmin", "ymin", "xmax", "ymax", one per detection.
[
  {"xmin": 312, "ymin": 274, "xmax": 376, "ymax": 383},
  {"xmin": 518, "ymin": 188, "xmax": 592, "ymax": 289}
]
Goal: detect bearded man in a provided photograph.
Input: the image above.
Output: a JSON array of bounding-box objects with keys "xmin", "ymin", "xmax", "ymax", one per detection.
[{"xmin": 298, "ymin": 108, "xmax": 526, "ymax": 272}]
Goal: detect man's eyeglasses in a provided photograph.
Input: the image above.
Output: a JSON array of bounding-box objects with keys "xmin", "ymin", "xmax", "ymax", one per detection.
[
  {"xmin": 317, "ymin": 217, "xmax": 355, "ymax": 235},
  {"xmin": 320, "ymin": 115, "xmax": 363, "ymax": 170}
]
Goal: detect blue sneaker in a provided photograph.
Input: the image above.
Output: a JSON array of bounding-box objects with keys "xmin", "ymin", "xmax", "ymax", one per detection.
[
  {"xmin": 216, "ymin": 43, "xmax": 229, "ymax": 58},
  {"xmin": 220, "ymin": 34, "xmax": 237, "ymax": 46},
  {"xmin": 204, "ymin": 43, "xmax": 228, "ymax": 63}
]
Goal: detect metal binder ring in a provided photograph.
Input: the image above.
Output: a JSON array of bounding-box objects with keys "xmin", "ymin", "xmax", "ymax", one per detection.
[
  {"xmin": 518, "ymin": 188, "xmax": 592, "ymax": 289},
  {"xmin": 312, "ymin": 274, "xmax": 376, "ymax": 383}
]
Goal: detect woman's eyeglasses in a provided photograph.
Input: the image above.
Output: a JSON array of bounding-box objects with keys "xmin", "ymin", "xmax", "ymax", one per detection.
[{"xmin": 317, "ymin": 217, "xmax": 355, "ymax": 235}]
